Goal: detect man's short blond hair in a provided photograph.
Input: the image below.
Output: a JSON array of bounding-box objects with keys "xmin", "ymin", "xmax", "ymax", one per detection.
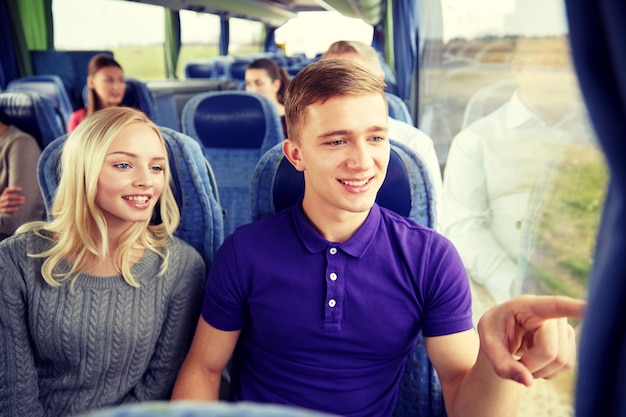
[
  {"xmin": 323, "ymin": 40, "xmax": 384, "ymax": 77},
  {"xmin": 284, "ymin": 58, "xmax": 387, "ymax": 142}
]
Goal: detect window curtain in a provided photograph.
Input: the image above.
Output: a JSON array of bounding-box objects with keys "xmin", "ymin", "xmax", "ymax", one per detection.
[
  {"xmin": 566, "ymin": 0, "xmax": 626, "ymax": 416},
  {"xmin": 164, "ymin": 9, "xmax": 181, "ymax": 79},
  {"xmin": 391, "ymin": 0, "xmax": 417, "ymax": 99},
  {"xmin": 264, "ymin": 25, "xmax": 277, "ymax": 53},
  {"xmin": 219, "ymin": 17, "xmax": 230, "ymax": 56},
  {"xmin": 0, "ymin": 0, "xmax": 33, "ymax": 81},
  {"xmin": 16, "ymin": 0, "xmax": 53, "ymax": 51}
]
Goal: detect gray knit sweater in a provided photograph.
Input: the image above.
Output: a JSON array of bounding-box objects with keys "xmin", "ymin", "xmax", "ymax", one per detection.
[{"xmin": 0, "ymin": 231, "xmax": 206, "ymax": 417}]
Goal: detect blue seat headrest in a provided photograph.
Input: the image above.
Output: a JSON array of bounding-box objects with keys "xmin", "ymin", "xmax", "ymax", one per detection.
[
  {"xmin": 0, "ymin": 91, "xmax": 65, "ymax": 147},
  {"xmin": 229, "ymin": 60, "xmax": 251, "ymax": 81},
  {"xmin": 185, "ymin": 61, "xmax": 216, "ymax": 79},
  {"xmin": 193, "ymin": 94, "xmax": 268, "ymax": 149}
]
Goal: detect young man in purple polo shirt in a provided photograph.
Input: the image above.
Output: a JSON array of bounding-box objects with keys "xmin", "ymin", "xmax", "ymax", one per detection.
[{"xmin": 172, "ymin": 59, "xmax": 584, "ymax": 417}]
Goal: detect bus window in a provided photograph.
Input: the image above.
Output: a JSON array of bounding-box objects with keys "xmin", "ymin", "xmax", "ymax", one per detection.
[
  {"xmin": 228, "ymin": 17, "xmax": 264, "ymax": 55},
  {"xmin": 53, "ymin": 0, "xmax": 166, "ymax": 79},
  {"xmin": 177, "ymin": 10, "xmax": 220, "ymax": 79},
  {"xmin": 419, "ymin": 1, "xmax": 609, "ymax": 416},
  {"xmin": 275, "ymin": 11, "xmax": 373, "ymax": 58}
]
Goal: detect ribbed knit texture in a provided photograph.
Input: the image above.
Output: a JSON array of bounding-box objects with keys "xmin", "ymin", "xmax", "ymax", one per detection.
[{"xmin": 0, "ymin": 231, "xmax": 206, "ymax": 417}]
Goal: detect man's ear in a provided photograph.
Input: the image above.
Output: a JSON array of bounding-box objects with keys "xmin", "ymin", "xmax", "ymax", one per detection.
[{"xmin": 283, "ymin": 139, "xmax": 305, "ymax": 172}]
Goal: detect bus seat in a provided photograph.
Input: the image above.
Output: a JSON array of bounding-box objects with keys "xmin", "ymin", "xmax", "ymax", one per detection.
[
  {"xmin": 181, "ymin": 91, "xmax": 285, "ymax": 239},
  {"xmin": 185, "ymin": 60, "xmax": 217, "ymax": 79},
  {"xmin": 37, "ymin": 127, "xmax": 224, "ymax": 269},
  {"xmin": 250, "ymin": 139, "xmax": 442, "ymax": 417},
  {"xmin": 72, "ymin": 401, "xmax": 339, "ymax": 417},
  {"xmin": 0, "ymin": 91, "xmax": 65, "ymax": 148},
  {"xmin": 212, "ymin": 56, "xmax": 235, "ymax": 80},
  {"xmin": 82, "ymin": 77, "xmax": 160, "ymax": 125},
  {"xmin": 461, "ymin": 79, "xmax": 518, "ymax": 129},
  {"xmin": 6, "ymin": 75, "xmax": 76, "ymax": 128},
  {"xmin": 228, "ymin": 59, "xmax": 253, "ymax": 89},
  {"xmin": 30, "ymin": 50, "xmax": 114, "ymax": 107},
  {"xmin": 386, "ymin": 92, "xmax": 413, "ymax": 125}
]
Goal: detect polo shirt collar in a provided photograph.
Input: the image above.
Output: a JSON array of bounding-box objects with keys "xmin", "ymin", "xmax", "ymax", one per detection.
[{"xmin": 293, "ymin": 199, "xmax": 381, "ymax": 258}]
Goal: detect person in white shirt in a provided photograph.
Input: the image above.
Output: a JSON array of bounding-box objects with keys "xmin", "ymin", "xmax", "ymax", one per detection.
[{"xmin": 441, "ymin": 37, "xmax": 600, "ymax": 309}]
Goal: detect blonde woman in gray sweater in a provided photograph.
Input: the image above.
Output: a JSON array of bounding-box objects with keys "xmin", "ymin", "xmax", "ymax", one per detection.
[{"xmin": 0, "ymin": 107, "xmax": 205, "ymax": 417}]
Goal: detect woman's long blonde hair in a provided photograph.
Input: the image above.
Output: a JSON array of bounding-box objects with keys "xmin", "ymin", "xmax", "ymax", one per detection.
[{"xmin": 18, "ymin": 107, "xmax": 180, "ymax": 287}]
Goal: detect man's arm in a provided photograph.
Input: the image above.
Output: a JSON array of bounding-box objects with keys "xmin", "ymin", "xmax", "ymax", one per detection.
[
  {"xmin": 426, "ymin": 295, "xmax": 584, "ymax": 417},
  {"xmin": 171, "ymin": 317, "xmax": 240, "ymax": 401}
]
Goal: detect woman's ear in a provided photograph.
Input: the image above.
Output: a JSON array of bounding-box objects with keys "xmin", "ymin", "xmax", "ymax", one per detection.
[
  {"xmin": 283, "ymin": 139, "xmax": 305, "ymax": 172},
  {"xmin": 272, "ymin": 79, "xmax": 282, "ymax": 94}
]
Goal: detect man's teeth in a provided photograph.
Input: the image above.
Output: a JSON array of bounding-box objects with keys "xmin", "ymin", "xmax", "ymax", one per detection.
[
  {"xmin": 341, "ymin": 179, "xmax": 368, "ymax": 187},
  {"xmin": 124, "ymin": 196, "xmax": 149, "ymax": 203}
]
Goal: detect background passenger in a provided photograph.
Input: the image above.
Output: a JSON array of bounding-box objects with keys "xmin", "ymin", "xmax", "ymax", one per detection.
[
  {"xmin": 171, "ymin": 59, "xmax": 583, "ymax": 417},
  {"xmin": 0, "ymin": 120, "xmax": 45, "ymax": 241},
  {"xmin": 245, "ymin": 58, "xmax": 290, "ymax": 136},
  {"xmin": 67, "ymin": 54, "xmax": 126, "ymax": 133},
  {"xmin": 440, "ymin": 37, "xmax": 603, "ymax": 311},
  {"xmin": 0, "ymin": 107, "xmax": 205, "ymax": 417}
]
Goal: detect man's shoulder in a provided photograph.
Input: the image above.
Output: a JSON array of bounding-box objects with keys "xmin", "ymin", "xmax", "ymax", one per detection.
[
  {"xmin": 379, "ymin": 206, "xmax": 453, "ymax": 248},
  {"xmin": 379, "ymin": 206, "xmax": 434, "ymax": 234},
  {"xmin": 388, "ymin": 117, "xmax": 433, "ymax": 143},
  {"xmin": 1, "ymin": 125, "xmax": 39, "ymax": 149}
]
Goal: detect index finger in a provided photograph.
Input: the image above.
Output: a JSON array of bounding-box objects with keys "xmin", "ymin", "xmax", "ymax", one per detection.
[
  {"xmin": 2, "ymin": 186, "xmax": 23, "ymax": 194},
  {"xmin": 513, "ymin": 295, "xmax": 585, "ymax": 320}
]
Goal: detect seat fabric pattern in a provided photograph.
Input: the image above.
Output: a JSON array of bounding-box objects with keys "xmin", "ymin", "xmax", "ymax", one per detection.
[
  {"xmin": 7, "ymin": 75, "xmax": 76, "ymax": 128},
  {"xmin": 386, "ymin": 92, "xmax": 413, "ymax": 125},
  {"xmin": 182, "ymin": 91, "xmax": 284, "ymax": 238},
  {"xmin": 0, "ymin": 91, "xmax": 65, "ymax": 148}
]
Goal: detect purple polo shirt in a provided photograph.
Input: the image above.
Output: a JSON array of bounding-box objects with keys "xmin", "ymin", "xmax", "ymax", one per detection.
[{"xmin": 202, "ymin": 202, "xmax": 473, "ymax": 416}]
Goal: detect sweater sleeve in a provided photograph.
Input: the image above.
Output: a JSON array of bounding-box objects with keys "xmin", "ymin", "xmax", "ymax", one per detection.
[
  {"xmin": 0, "ymin": 245, "xmax": 45, "ymax": 417},
  {"xmin": 0, "ymin": 129, "xmax": 44, "ymax": 236},
  {"xmin": 128, "ymin": 243, "xmax": 206, "ymax": 400}
]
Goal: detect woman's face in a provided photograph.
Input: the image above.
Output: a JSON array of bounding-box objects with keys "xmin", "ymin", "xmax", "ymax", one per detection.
[
  {"xmin": 96, "ymin": 123, "xmax": 166, "ymax": 232},
  {"xmin": 88, "ymin": 65, "xmax": 126, "ymax": 108},
  {"xmin": 245, "ymin": 68, "xmax": 281, "ymax": 104}
]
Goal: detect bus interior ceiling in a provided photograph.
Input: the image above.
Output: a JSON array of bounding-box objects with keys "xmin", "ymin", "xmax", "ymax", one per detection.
[{"xmin": 130, "ymin": 0, "xmax": 384, "ymax": 26}]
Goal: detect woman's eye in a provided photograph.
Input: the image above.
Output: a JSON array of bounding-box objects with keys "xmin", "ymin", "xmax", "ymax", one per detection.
[
  {"xmin": 151, "ymin": 165, "xmax": 164, "ymax": 172},
  {"xmin": 114, "ymin": 163, "xmax": 130, "ymax": 169}
]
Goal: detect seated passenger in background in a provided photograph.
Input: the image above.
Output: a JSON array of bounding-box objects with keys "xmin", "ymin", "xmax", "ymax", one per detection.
[
  {"xmin": 0, "ymin": 107, "xmax": 205, "ymax": 417},
  {"xmin": 440, "ymin": 37, "xmax": 602, "ymax": 311},
  {"xmin": 67, "ymin": 53, "xmax": 126, "ymax": 133},
  {"xmin": 322, "ymin": 40, "xmax": 443, "ymax": 219},
  {"xmin": 245, "ymin": 58, "xmax": 291, "ymax": 137},
  {"xmin": 171, "ymin": 59, "xmax": 583, "ymax": 417},
  {"xmin": 0, "ymin": 120, "xmax": 44, "ymax": 241}
]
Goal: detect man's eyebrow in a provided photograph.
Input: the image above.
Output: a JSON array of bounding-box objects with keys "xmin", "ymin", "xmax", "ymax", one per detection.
[{"xmin": 317, "ymin": 125, "xmax": 388, "ymax": 139}]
